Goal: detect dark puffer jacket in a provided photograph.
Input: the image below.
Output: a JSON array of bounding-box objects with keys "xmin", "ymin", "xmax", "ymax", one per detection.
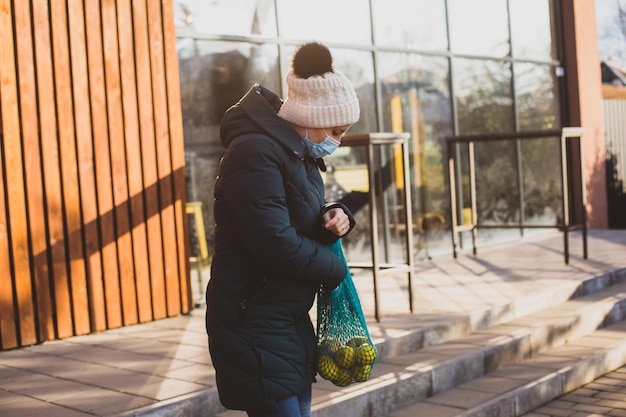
[{"xmin": 205, "ymin": 84, "xmax": 355, "ymax": 413}]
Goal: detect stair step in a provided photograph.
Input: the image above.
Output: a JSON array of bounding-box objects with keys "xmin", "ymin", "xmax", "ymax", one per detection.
[
  {"xmin": 387, "ymin": 320, "xmax": 626, "ymax": 417},
  {"xmin": 202, "ymin": 269, "xmax": 626, "ymax": 417},
  {"xmin": 370, "ymin": 268, "xmax": 626, "ymax": 362},
  {"xmin": 306, "ymin": 283, "xmax": 626, "ymax": 417}
]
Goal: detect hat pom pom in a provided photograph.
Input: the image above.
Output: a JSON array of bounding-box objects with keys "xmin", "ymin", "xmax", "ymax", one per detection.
[{"xmin": 292, "ymin": 42, "xmax": 333, "ymax": 78}]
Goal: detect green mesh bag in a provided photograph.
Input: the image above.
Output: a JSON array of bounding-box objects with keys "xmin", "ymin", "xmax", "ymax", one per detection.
[{"xmin": 316, "ymin": 240, "xmax": 377, "ymax": 387}]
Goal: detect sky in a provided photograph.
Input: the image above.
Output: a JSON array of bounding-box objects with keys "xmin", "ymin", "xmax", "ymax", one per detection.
[{"xmin": 596, "ymin": 0, "xmax": 626, "ymax": 69}]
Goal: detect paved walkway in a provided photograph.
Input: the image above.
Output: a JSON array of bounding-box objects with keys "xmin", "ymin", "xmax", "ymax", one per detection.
[
  {"xmin": 0, "ymin": 230, "xmax": 625, "ymax": 417},
  {"xmin": 523, "ymin": 366, "xmax": 626, "ymax": 416}
]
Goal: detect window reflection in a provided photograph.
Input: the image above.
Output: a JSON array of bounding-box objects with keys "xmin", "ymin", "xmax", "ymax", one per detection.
[
  {"xmin": 178, "ymin": 41, "xmax": 280, "ymax": 251},
  {"xmin": 454, "ymin": 58, "xmax": 514, "ymax": 134},
  {"xmin": 276, "ymin": 0, "xmax": 372, "ymax": 45},
  {"xmin": 516, "ymin": 63, "xmax": 561, "ymax": 130},
  {"xmin": 474, "ymin": 140, "xmax": 520, "ymax": 224},
  {"xmin": 174, "ymin": 0, "xmax": 277, "ymax": 36},
  {"xmin": 448, "ymin": 0, "xmax": 510, "ymax": 57},
  {"xmin": 377, "ymin": 53, "xmax": 452, "ymax": 259},
  {"xmin": 372, "ymin": 0, "xmax": 447, "ymax": 51},
  {"xmin": 510, "ymin": 0, "xmax": 557, "ymax": 61},
  {"xmin": 520, "ymin": 138, "xmax": 562, "ymax": 225},
  {"xmin": 174, "ymin": 0, "xmax": 566, "ymax": 262}
]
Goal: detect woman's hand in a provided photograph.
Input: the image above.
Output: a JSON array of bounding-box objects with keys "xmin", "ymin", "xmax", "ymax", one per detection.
[{"xmin": 323, "ymin": 208, "xmax": 351, "ymax": 237}]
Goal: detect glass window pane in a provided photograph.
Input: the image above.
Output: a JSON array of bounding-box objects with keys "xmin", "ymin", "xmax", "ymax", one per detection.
[
  {"xmin": 454, "ymin": 58, "xmax": 514, "ymax": 134},
  {"xmin": 372, "ymin": 0, "xmax": 448, "ymax": 51},
  {"xmin": 174, "ymin": 0, "xmax": 277, "ymax": 37},
  {"xmin": 510, "ymin": 0, "xmax": 558, "ymax": 61},
  {"xmin": 521, "ymin": 137, "xmax": 562, "ymax": 225},
  {"xmin": 515, "ymin": 63, "xmax": 562, "ymax": 130},
  {"xmin": 276, "ymin": 0, "xmax": 372, "ymax": 45},
  {"xmin": 448, "ymin": 0, "xmax": 510, "ymax": 57},
  {"xmin": 178, "ymin": 41, "xmax": 281, "ymax": 253},
  {"xmin": 474, "ymin": 140, "xmax": 520, "ymax": 224},
  {"xmin": 377, "ymin": 53, "xmax": 453, "ymax": 258}
]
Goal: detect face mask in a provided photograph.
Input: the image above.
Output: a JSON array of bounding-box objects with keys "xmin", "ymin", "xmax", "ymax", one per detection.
[{"xmin": 302, "ymin": 129, "xmax": 341, "ymax": 158}]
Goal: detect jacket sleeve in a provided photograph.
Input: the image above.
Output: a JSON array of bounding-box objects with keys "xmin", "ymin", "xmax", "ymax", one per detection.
[{"xmin": 218, "ymin": 136, "xmax": 346, "ymax": 287}]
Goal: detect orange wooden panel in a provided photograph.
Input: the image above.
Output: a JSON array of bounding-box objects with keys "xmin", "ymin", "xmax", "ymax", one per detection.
[
  {"xmin": 0, "ymin": 0, "xmax": 37, "ymax": 346},
  {"xmin": 85, "ymin": 0, "xmax": 122, "ymax": 329},
  {"xmin": 147, "ymin": 0, "xmax": 181, "ymax": 316},
  {"xmin": 14, "ymin": 0, "xmax": 55, "ymax": 341},
  {"xmin": 162, "ymin": 0, "xmax": 191, "ymax": 312},
  {"xmin": 33, "ymin": 0, "xmax": 73, "ymax": 338},
  {"xmin": 132, "ymin": 0, "xmax": 167, "ymax": 319},
  {"xmin": 0, "ymin": 165, "xmax": 17, "ymax": 348},
  {"xmin": 51, "ymin": 0, "xmax": 90, "ymax": 336},
  {"xmin": 116, "ymin": 0, "xmax": 152, "ymax": 323},
  {"xmin": 68, "ymin": 0, "xmax": 106, "ymax": 332},
  {"xmin": 0, "ymin": 116, "xmax": 17, "ymax": 349},
  {"xmin": 102, "ymin": 0, "xmax": 138, "ymax": 325}
]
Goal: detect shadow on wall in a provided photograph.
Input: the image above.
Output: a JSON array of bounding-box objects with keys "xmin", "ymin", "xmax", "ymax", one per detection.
[{"xmin": 606, "ymin": 150, "xmax": 626, "ymax": 228}]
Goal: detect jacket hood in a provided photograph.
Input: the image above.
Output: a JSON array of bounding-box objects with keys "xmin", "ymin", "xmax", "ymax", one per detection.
[{"xmin": 220, "ymin": 84, "xmax": 306, "ymax": 157}]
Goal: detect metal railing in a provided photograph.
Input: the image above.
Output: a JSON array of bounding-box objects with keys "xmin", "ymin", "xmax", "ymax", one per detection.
[
  {"xmin": 341, "ymin": 132, "xmax": 415, "ymax": 321},
  {"xmin": 446, "ymin": 127, "xmax": 588, "ymax": 264}
]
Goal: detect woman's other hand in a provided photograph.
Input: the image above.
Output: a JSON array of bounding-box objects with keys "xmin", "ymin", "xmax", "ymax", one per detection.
[{"xmin": 323, "ymin": 208, "xmax": 351, "ymax": 237}]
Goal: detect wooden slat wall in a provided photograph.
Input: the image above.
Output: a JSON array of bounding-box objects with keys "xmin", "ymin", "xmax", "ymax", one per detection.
[{"xmin": 0, "ymin": 0, "xmax": 190, "ymax": 350}]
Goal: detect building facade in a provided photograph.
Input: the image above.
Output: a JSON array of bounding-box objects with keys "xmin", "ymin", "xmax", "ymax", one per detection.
[
  {"xmin": 175, "ymin": 0, "xmax": 607, "ymax": 263},
  {"xmin": 0, "ymin": 0, "xmax": 612, "ymax": 349}
]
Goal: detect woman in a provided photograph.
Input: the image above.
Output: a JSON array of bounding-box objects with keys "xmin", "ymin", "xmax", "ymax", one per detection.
[{"xmin": 205, "ymin": 42, "xmax": 360, "ymax": 417}]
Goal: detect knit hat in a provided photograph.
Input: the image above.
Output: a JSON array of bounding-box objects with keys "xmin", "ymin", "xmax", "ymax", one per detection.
[{"xmin": 278, "ymin": 43, "xmax": 360, "ymax": 128}]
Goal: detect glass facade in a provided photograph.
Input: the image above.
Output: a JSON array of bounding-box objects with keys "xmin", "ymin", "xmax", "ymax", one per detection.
[{"xmin": 174, "ymin": 0, "xmax": 563, "ymax": 261}]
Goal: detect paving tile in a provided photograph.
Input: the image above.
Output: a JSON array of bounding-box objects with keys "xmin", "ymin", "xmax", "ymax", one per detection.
[
  {"xmin": 2, "ymin": 372, "xmax": 95, "ymax": 402},
  {"xmin": 544, "ymin": 399, "xmax": 578, "ymax": 409},
  {"xmin": 0, "ymin": 388, "xmax": 22, "ymax": 405},
  {"xmin": 532, "ymin": 405, "xmax": 577, "ymax": 416},
  {"xmin": 585, "ymin": 381, "xmax": 625, "ymax": 392},
  {"xmin": 596, "ymin": 391, "xmax": 626, "ymax": 401},
  {"xmin": 0, "ymin": 394, "xmax": 94, "ymax": 417},
  {"xmin": 51, "ymin": 387, "xmax": 154, "ymax": 415},
  {"xmin": 594, "ymin": 398, "xmax": 626, "ymax": 410},
  {"xmin": 571, "ymin": 403, "xmax": 614, "ymax": 414},
  {"xmin": 570, "ymin": 387, "xmax": 599, "ymax": 396}
]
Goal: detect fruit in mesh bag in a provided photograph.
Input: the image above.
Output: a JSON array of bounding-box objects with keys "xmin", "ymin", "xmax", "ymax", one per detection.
[
  {"xmin": 332, "ymin": 367, "xmax": 353, "ymax": 387},
  {"xmin": 319, "ymin": 338, "xmax": 342, "ymax": 357},
  {"xmin": 356, "ymin": 343, "xmax": 377, "ymax": 365},
  {"xmin": 351, "ymin": 364, "xmax": 373, "ymax": 382},
  {"xmin": 334, "ymin": 345, "xmax": 356, "ymax": 368},
  {"xmin": 317, "ymin": 355, "xmax": 339, "ymax": 381},
  {"xmin": 347, "ymin": 336, "xmax": 369, "ymax": 348}
]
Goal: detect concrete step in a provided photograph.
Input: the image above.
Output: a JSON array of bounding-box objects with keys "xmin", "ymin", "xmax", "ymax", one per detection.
[
  {"xmin": 387, "ymin": 320, "xmax": 626, "ymax": 417},
  {"xmin": 214, "ymin": 278, "xmax": 626, "ymax": 417},
  {"xmin": 125, "ymin": 268, "xmax": 626, "ymax": 417}
]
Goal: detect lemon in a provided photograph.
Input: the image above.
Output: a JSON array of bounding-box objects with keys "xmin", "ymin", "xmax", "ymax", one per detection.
[
  {"xmin": 332, "ymin": 367, "xmax": 353, "ymax": 387},
  {"xmin": 351, "ymin": 364, "xmax": 373, "ymax": 382},
  {"xmin": 334, "ymin": 346, "xmax": 356, "ymax": 368},
  {"xmin": 317, "ymin": 355, "xmax": 339, "ymax": 381},
  {"xmin": 356, "ymin": 343, "xmax": 377, "ymax": 365}
]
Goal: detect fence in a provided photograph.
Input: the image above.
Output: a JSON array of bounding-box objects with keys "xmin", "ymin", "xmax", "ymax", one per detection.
[{"xmin": 603, "ymin": 85, "xmax": 626, "ymax": 193}]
